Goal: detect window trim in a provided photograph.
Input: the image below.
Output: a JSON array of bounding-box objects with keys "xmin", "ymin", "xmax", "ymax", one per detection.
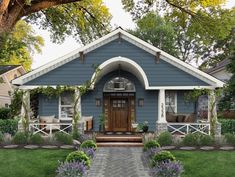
[
  {"xmin": 59, "ymin": 93, "xmax": 74, "ymax": 119},
  {"xmin": 165, "ymin": 91, "xmax": 177, "ymax": 113}
]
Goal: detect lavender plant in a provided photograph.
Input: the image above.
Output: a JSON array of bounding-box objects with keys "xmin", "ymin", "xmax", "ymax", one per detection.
[
  {"xmin": 81, "ymin": 148, "xmax": 96, "ymax": 158},
  {"xmin": 56, "ymin": 160, "xmax": 87, "ymax": 177},
  {"xmin": 151, "ymin": 160, "xmax": 184, "ymax": 177}
]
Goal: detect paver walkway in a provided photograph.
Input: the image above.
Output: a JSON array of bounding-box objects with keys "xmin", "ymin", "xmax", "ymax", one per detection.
[{"xmin": 86, "ymin": 147, "xmax": 151, "ymax": 177}]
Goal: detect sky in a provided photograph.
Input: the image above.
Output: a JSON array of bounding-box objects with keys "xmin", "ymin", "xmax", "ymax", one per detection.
[{"xmin": 32, "ymin": 0, "xmax": 235, "ymax": 69}]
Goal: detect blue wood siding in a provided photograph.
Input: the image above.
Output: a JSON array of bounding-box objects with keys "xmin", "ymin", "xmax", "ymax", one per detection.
[
  {"xmin": 177, "ymin": 91, "xmax": 196, "ymax": 113},
  {"xmin": 38, "ymin": 94, "xmax": 59, "ymax": 117},
  {"xmin": 25, "ymin": 39, "xmax": 209, "ymax": 86},
  {"xmin": 81, "ymin": 70, "xmax": 158, "ymax": 131}
]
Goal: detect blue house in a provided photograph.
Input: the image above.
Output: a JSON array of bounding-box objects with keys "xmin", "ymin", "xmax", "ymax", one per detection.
[{"xmin": 12, "ymin": 28, "xmax": 224, "ymax": 136}]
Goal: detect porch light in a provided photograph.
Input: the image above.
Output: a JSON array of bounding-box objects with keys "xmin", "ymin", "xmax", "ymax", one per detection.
[
  {"xmin": 138, "ymin": 98, "xmax": 144, "ymax": 107},
  {"xmin": 96, "ymin": 98, "xmax": 101, "ymax": 107}
]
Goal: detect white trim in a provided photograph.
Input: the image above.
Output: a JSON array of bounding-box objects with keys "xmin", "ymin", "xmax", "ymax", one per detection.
[
  {"xmin": 175, "ymin": 92, "xmax": 177, "ymax": 113},
  {"xmin": 158, "ymin": 89, "xmax": 167, "ymax": 123},
  {"xmin": 90, "ymin": 56, "xmax": 149, "ymax": 89},
  {"xmin": 12, "ymin": 28, "xmax": 224, "ymax": 87},
  {"xmin": 18, "ymin": 85, "xmax": 81, "ymax": 90}
]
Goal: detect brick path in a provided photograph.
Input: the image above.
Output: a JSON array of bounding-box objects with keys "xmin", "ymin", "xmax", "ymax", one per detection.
[{"xmin": 86, "ymin": 147, "xmax": 151, "ymax": 177}]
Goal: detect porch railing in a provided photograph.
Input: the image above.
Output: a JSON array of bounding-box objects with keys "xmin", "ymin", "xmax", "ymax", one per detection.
[
  {"xmin": 167, "ymin": 123, "xmax": 210, "ymax": 135},
  {"xmin": 29, "ymin": 122, "xmax": 72, "ymax": 136}
]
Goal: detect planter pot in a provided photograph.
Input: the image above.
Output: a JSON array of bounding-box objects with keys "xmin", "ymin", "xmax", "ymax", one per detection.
[{"xmin": 142, "ymin": 126, "xmax": 148, "ymax": 133}]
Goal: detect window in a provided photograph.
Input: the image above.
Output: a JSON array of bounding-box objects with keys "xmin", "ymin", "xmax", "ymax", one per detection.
[
  {"xmin": 103, "ymin": 77, "xmax": 135, "ymax": 92},
  {"xmin": 165, "ymin": 91, "xmax": 177, "ymax": 113},
  {"xmin": 59, "ymin": 92, "xmax": 74, "ymax": 118}
]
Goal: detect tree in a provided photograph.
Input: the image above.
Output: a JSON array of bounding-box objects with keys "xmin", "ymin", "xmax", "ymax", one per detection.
[
  {"xmin": 129, "ymin": 12, "xmax": 179, "ymax": 57},
  {"xmin": 0, "ymin": 20, "xmax": 44, "ymax": 71},
  {"xmin": 0, "ymin": 0, "xmax": 111, "ymax": 44}
]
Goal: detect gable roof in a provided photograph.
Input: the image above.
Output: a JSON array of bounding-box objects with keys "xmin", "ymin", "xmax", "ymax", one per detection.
[
  {"xmin": 0, "ymin": 65, "xmax": 21, "ymax": 75},
  {"xmin": 12, "ymin": 28, "xmax": 224, "ymax": 88},
  {"xmin": 206, "ymin": 59, "xmax": 230, "ymax": 74}
]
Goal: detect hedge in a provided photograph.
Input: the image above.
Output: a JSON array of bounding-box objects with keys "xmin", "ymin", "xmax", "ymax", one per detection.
[
  {"xmin": 0, "ymin": 119, "xmax": 18, "ymax": 135},
  {"xmin": 0, "ymin": 108, "xmax": 11, "ymax": 119},
  {"xmin": 219, "ymin": 119, "xmax": 235, "ymax": 134}
]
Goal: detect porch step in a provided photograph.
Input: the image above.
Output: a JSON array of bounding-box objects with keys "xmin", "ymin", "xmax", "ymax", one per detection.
[
  {"xmin": 96, "ymin": 136, "xmax": 142, "ymax": 142},
  {"xmin": 97, "ymin": 142, "xmax": 143, "ymax": 147}
]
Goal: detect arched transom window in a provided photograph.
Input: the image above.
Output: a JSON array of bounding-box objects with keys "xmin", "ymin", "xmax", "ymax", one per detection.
[{"xmin": 103, "ymin": 77, "xmax": 135, "ymax": 92}]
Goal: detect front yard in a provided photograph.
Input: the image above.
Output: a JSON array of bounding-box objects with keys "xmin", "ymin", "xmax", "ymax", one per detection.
[{"xmin": 0, "ymin": 149, "xmax": 234, "ymax": 177}]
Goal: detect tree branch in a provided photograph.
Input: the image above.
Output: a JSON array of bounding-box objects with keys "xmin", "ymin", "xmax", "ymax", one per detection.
[
  {"xmin": 23, "ymin": 0, "xmax": 82, "ymax": 16},
  {"xmin": 0, "ymin": 0, "xmax": 10, "ymax": 15}
]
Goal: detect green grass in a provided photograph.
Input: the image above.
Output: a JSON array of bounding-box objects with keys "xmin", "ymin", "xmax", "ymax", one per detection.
[
  {"xmin": 172, "ymin": 151, "xmax": 235, "ymax": 177},
  {"xmin": 0, "ymin": 149, "xmax": 72, "ymax": 177}
]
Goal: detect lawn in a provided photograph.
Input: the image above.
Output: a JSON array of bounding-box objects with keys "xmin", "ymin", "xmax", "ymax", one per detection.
[
  {"xmin": 172, "ymin": 151, "xmax": 235, "ymax": 177},
  {"xmin": 0, "ymin": 149, "xmax": 72, "ymax": 177}
]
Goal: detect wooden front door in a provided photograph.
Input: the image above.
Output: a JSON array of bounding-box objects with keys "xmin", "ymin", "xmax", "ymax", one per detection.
[
  {"xmin": 103, "ymin": 93, "xmax": 135, "ymax": 132},
  {"xmin": 111, "ymin": 98, "xmax": 128, "ymax": 131}
]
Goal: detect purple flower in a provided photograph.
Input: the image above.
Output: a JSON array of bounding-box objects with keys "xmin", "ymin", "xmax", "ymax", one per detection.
[
  {"xmin": 151, "ymin": 160, "xmax": 184, "ymax": 177},
  {"xmin": 79, "ymin": 134, "xmax": 93, "ymax": 143},
  {"xmin": 145, "ymin": 147, "xmax": 162, "ymax": 157},
  {"xmin": 81, "ymin": 148, "xmax": 96, "ymax": 158},
  {"xmin": 56, "ymin": 160, "xmax": 87, "ymax": 177}
]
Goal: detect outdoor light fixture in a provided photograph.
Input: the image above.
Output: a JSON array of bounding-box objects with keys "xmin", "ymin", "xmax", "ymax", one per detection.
[
  {"xmin": 138, "ymin": 98, "xmax": 144, "ymax": 107},
  {"xmin": 95, "ymin": 98, "xmax": 101, "ymax": 106}
]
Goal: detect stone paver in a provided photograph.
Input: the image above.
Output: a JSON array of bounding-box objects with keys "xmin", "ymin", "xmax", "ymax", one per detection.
[
  {"xmin": 60, "ymin": 145, "xmax": 75, "ymax": 149},
  {"xmin": 200, "ymin": 146, "xmax": 215, "ymax": 151},
  {"xmin": 86, "ymin": 147, "xmax": 150, "ymax": 177},
  {"xmin": 161, "ymin": 146, "xmax": 176, "ymax": 150},
  {"xmin": 220, "ymin": 146, "xmax": 234, "ymax": 151},
  {"xmin": 41, "ymin": 145, "xmax": 58, "ymax": 149},
  {"xmin": 24, "ymin": 145, "xmax": 39, "ymax": 149},
  {"xmin": 3, "ymin": 145, "xmax": 18, "ymax": 149},
  {"xmin": 180, "ymin": 146, "xmax": 196, "ymax": 150}
]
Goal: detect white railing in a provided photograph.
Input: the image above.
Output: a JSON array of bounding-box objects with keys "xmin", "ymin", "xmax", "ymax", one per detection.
[
  {"xmin": 29, "ymin": 122, "xmax": 72, "ymax": 136},
  {"xmin": 167, "ymin": 123, "xmax": 210, "ymax": 135}
]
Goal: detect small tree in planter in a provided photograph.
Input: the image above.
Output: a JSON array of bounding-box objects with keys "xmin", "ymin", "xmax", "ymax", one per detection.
[
  {"xmin": 138, "ymin": 121, "xmax": 149, "ymax": 133},
  {"xmin": 98, "ymin": 114, "xmax": 105, "ymax": 132}
]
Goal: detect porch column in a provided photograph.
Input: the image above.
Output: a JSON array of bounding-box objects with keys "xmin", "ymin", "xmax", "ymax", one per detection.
[
  {"xmin": 19, "ymin": 90, "xmax": 31, "ymax": 132},
  {"xmin": 156, "ymin": 89, "xmax": 168, "ymax": 134},
  {"xmin": 74, "ymin": 87, "xmax": 84, "ymax": 133},
  {"xmin": 208, "ymin": 90, "xmax": 221, "ymax": 136}
]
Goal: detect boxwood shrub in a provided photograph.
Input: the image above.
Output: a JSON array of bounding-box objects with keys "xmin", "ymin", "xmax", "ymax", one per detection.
[
  {"xmin": 152, "ymin": 151, "xmax": 176, "ymax": 166},
  {"xmin": 30, "ymin": 134, "xmax": 44, "ymax": 145},
  {"xmin": 143, "ymin": 140, "xmax": 160, "ymax": 151},
  {"xmin": 66, "ymin": 151, "xmax": 91, "ymax": 167},
  {"xmin": 157, "ymin": 131, "xmax": 173, "ymax": 146},
  {"xmin": 54, "ymin": 132, "xmax": 73, "ymax": 145},
  {"xmin": 182, "ymin": 133, "xmax": 199, "ymax": 146},
  {"xmin": 0, "ymin": 119, "xmax": 18, "ymax": 135},
  {"xmin": 80, "ymin": 140, "xmax": 97, "ymax": 150},
  {"xmin": 219, "ymin": 119, "xmax": 235, "ymax": 134},
  {"xmin": 13, "ymin": 132, "xmax": 28, "ymax": 144}
]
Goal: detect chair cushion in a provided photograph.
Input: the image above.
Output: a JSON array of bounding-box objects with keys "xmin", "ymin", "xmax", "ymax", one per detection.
[
  {"xmin": 40, "ymin": 115, "xmax": 55, "ymax": 123},
  {"xmin": 166, "ymin": 113, "xmax": 177, "ymax": 122}
]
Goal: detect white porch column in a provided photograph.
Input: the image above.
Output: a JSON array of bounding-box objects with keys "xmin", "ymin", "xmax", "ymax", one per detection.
[
  {"xmin": 74, "ymin": 87, "xmax": 84, "ymax": 133},
  {"xmin": 208, "ymin": 90, "xmax": 220, "ymax": 135},
  {"xmin": 156, "ymin": 89, "xmax": 167, "ymax": 133},
  {"xmin": 19, "ymin": 90, "xmax": 31, "ymax": 132}
]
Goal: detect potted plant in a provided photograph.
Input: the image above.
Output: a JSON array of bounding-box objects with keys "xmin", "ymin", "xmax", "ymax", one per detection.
[{"xmin": 142, "ymin": 121, "xmax": 149, "ymax": 133}]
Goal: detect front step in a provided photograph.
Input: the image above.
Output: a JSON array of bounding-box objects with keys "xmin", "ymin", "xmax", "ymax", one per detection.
[
  {"xmin": 97, "ymin": 142, "xmax": 143, "ymax": 147},
  {"xmin": 96, "ymin": 136, "xmax": 142, "ymax": 142},
  {"xmin": 96, "ymin": 134, "xmax": 143, "ymax": 147}
]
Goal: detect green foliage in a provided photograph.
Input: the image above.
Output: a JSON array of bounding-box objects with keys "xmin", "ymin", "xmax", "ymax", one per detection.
[
  {"xmin": 13, "ymin": 132, "xmax": 28, "ymax": 144},
  {"xmin": 0, "ymin": 20, "xmax": 44, "ymax": 71},
  {"xmin": 182, "ymin": 133, "xmax": 200, "ymax": 146},
  {"xmin": 66, "ymin": 151, "xmax": 91, "ymax": 167},
  {"xmin": 54, "ymin": 132, "xmax": 73, "ymax": 145},
  {"xmin": 224, "ymin": 133, "xmax": 235, "ymax": 145},
  {"xmin": 143, "ymin": 140, "xmax": 160, "ymax": 151},
  {"xmin": 9, "ymin": 89, "xmax": 23, "ymax": 117},
  {"xmin": 30, "ymin": 134, "xmax": 44, "ymax": 145},
  {"xmin": 0, "ymin": 119, "xmax": 18, "ymax": 135},
  {"xmin": 0, "ymin": 108, "xmax": 11, "ymax": 119},
  {"xmin": 80, "ymin": 140, "xmax": 97, "ymax": 150},
  {"xmin": 219, "ymin": 119, "xmax": 235, "ymax": 134},
  {"xmin": 157, "ymin": 131, "xmax": 173, "ymax": 146},
  {"xmin": 152, "ymin": 151, "xmax": 176, "ymax": 166},
  {"xmin": 0, "ymin": 131, "xmax": 3, "ymax": 143},
  {"xmin": 129, "ymin": 12, "xmax": 179, "ymax": 57},
  {"xmin": 199, "ymin": 135, "xmax": 214, "ymax": 146}
]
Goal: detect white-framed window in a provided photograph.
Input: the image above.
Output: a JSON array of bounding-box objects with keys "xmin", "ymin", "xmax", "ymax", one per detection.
[
  {"xmin": 165, "ymin": 91, "xmax": 177, "ymax": 113},
  {"xmin": 59, "ymin": 92, "xmax": 74, "ymax": 118}
]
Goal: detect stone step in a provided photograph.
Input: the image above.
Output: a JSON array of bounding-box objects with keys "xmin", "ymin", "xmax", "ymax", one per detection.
[
  {"xmin": 97, "ymin": 142, "xmax": 143, "ymax": 147},
  {"xmin": 96, "ymin": 136, "xmax": 142, "ymax": 142}
]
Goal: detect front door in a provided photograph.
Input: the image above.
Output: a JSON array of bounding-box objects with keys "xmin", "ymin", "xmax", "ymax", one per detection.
[{"xmin": 111, "ymin": 98, "xmax": 128, "ymax": 131}]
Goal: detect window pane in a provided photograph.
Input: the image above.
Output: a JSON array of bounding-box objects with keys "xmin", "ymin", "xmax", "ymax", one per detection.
[{"xmin": 61, "ymin": 92, "xmax": 73, "ymax": 105}]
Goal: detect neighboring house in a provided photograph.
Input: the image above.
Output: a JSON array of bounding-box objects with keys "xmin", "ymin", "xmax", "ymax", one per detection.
[
  {"xmin": 12, "ymin": 28, "xmax": 224, "ymax": 135},
  {"xmin": 0, "ymin": 65, "xmax": 26, "ymax": 108}
]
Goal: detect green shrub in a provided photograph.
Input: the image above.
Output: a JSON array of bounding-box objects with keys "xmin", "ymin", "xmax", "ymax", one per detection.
[
  {"xmin": 0, "ymin": 119, "xmax": 18, "ymax": 135},
  {"xmin": 182, "ymin": 133, "xmax": 199, "ymax": 146},
  {"xmin": 13, "ymin": 132, "xmax": 28, "ymax": 144},
  {"xmin": 66, "ymin": 151, "xmax": 91, "ymax": 167},
  {"xmin": 30, "ymin": 134, "xmax": 44, "ymax": 145},
  {"xmin": 152, "ymin": 151, "xmax": 176, "ymax": 166},
  {"xmin": 0, "ymin": 108, "xmax": 11, "ymax": 119},
  {"xmin": 0, "ymin": 132, "xmax": 3, "ymax": 143},
  {"xmin": 224, "ymin": 133, "xmax": 235, "ymax": 145},
  {"xmin": 219, "ymin": 119, "xmax": 235, "ymax": 134},
  {"xmin": 54, "ymin": 132, "xmax": 73, "ymax": 145},
  {"xmin": 199, "ymin": 135, "xmax": 214, "ymax": 146},
  {"xmin": 143, "ymin": 140, "xmax": 160, "ymax": 151},
  {"xmin": 157, "ymin": 131, "xmax": 173, "ymax": 146},
  {"xmin": 81, "ymin": 140, "xmax": 97, "ymax": 150}
]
